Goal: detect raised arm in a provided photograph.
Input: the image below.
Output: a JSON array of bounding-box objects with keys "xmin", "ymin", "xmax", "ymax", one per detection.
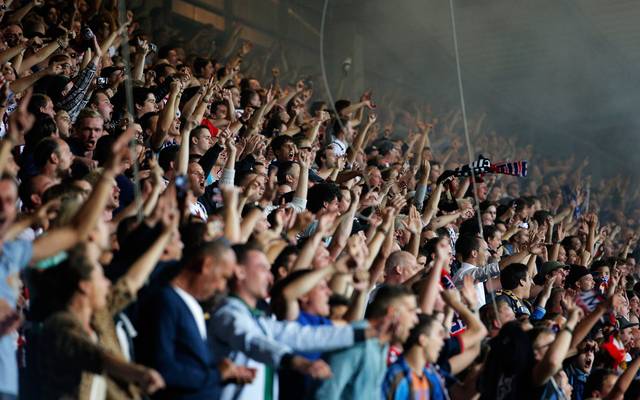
[
  {"xmin": 422, "ymin": 180, "xmax": 445, "ymax": 226},
  {"xmin": 31, "ymin": 124, "xmax": 140, "ymax": 262},
  {"xmin": 291, "ymin": 213, "xmax": 334, "ymax": 272},
  {"xmin": 19, "ymin": 36, "xmax": 65, "ymax": 74},
  {"xmin": 328, "ymin": 190, "xmax": 360, "ymax": 258},
  {"xmin": 222, "ymin": 186, "xmax": 241, "ymax": 244},
  {"xmin": 279, "ymin": 265, "xmax": 337, "ymax": 321},
  {"xmin": 531, "ymin": 306, "xmax": 581, "ymax": 386},
  {"xmin": 151, "ymin": 80, "xmax": 181, "ymax": 151},
  {"xmin": 347, "ymin": 113, "xmax": 376, "ymax": 164},
  {"xmin": 133, "ymin": 42, "xmax": 150, "ymax": 82}
]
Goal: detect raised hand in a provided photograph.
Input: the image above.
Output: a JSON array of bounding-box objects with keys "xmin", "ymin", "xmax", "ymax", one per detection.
[{"xmin": 459, "ymin": 275, "xmax": 477, "ymax": 308}]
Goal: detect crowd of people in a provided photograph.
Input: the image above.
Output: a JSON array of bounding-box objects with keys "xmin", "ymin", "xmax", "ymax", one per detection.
[{"xmin": 0, "ymin": 1, "xmax": 639, "ymax": 399}]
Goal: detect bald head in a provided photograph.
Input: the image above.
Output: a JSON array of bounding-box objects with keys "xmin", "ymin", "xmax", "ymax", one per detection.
[{"xmin": 384, "ymin": 251, "xmax": 419, "ymax": 284}]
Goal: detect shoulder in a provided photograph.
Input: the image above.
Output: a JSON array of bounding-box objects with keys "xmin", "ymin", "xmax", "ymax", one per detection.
[
  {"xmin": 211, "ymin": 297, "xmax": 248, "ymax": 322},
  {"xmin": 2, "ymin": 239, "xmax": 33, "ymax": 260}
]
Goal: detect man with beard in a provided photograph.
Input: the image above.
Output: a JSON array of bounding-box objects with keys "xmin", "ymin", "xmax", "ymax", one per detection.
[
  {"xmin": 315, "ymin": 144, "xmax": 340, "ymax": 181},
  {"xmin": 135, "ymin": 239, "xmax": 253, "ymax": 399},
  {"xmin": 33, "ymin": 137, "xmax": 73, "ymax": 180}
]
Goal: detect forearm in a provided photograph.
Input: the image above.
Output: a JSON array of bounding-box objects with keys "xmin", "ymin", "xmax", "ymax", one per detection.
[
  {"xmin": 420, "ymin": 261, "xmax": 444, "ymax": 314},
  {"xmin": 191, "ymin": 97, "xmax": 209, "ymax": 123},
  {"xmin": 10, "ymin": 67, "xmax": 48, "ymax": 93},
  {"xmin": 455, "ymin": 178, "xmax": 470, "ymax": 199},
  {"xmin": 453, "ymin": 302, "xmax": 487, "ymax": 347},
  {"xmin": 347, "ymin": 123, "xmax": 371, "ymax": 164},
  {"xmin": 535, "ymin": 321, "xmax": 577, "ymax": 384},
  {"xmin": 293, "ymin": 165, "xmax": 309, "ymax": 202},
  {"xmin": 223, "ymin": 192, "xmax": 241, "ymax": 243},
  {"xmin": 407, "ymin": 232, "xmax": 420, "ymax": 258},
  {"xmin": 607, "ymin": 355, "xmax": 640, "ymax": 400},
  {"xmin": 158, "ymin": 91, "xmax": 178, "ymax": 133},
  {"xmin": 328, "ymin": 205, "xmax": 357, "ymax": 258},
  {"xmin": 570, "ymin": 304, "xmax": 606, "ymax": 350},
  {"xmin": 124, "ymin": 227, "xmax": 172, "ymax": 293},
  {"xmin": 73, "ymin": 168, "xmax": 117, "ymax": 237},
  {"xmin": 351, "ymin": 106, "xmax": 364, "ymax": 127},
  {"xmin": 100, "ymin": 31, "xmax": 119, "ymax": 56},
  {"xmin": 291, "ymin": 232, "xmax": 322, "ymax": 271},
  {"xmin": 132, "ymin": 53, "xmax": 146, "ymax": 82},
  {"xmin": 143, "ymin": 185, "xmax": 163, "ymax": 217},
  {"xmin": 549, "ymin": 243, "xmax": 560, "ymax": 262},
  {"xmin": 176, "ymin": 129, "xmax": 191, "ymax": 176},
  {"xmin": 344, "ymin": 288, "xmax": 368, "ymax": 322},
  {"xmin": 0, "ymin": 138, "xmax": 14, "ymax": 176},
  {"xmin": 422, "ymin": 183, "xmax": 443, "ymax": 225},
  {"xmin": 282, "ymin": 266, "xmax": 334, "ymax": 303},
  {"xmin": 364, "ymin": 231, "xmax": 387, "ymax": 270},
  {"xmin": 499, "ymin": 250, "xmax": 531, "ymax": 269},
  {"xmin": 0, "ymin": 43, "xmax": 26, "ymax": 65},
  {"xmin": 20, "ymin": 42, "xmax": 61, "ymax": 73},
  {"xmin": 8, "ymin": 1, "xmax": 35, "ymax": 24},
  {"xmin": 239, "ymin": 210, "xmax": 262, "ymax": 243},
  {"xmin": 305, "ymin": 121, "xmax": 322, "ymax": 143},
  {"xmin": 428, "ymin": 212, "xmax": 460, "ymax": 230},
  {"xmin": 411, "ymin": 130, "xmax": 430, "ymax": 171},
  {"xmin": 339, "ymin": 101, "xmax": 366, "ymax": 116},
  {"xmin": 4, "ymin": 216, "xmax": 36, "ymax": 241}
]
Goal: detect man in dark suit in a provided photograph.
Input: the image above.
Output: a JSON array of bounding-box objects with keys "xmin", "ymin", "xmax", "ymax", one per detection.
[{"xmin": 135, "ymin": 238, "xmax": 254, "ymax": 399}]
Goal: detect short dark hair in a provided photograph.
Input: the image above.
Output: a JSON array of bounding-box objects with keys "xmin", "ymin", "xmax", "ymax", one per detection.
[
  {"xmin": 459, "ymin": 218, "xmax": 481, "ymax": 237},
  {"xmin": 33, "ymin": 137, "xmax": 60, "ymax": 170},
  {"xmin": 158, "ymin": 145, "xmax": 179, "ymax": 172},
  {"xmin": 193, "ymin": 57, "xmax": 211, "ymax": 75},
  {"xmin": 240, "ymin": 89, "xmax": 258, "ymax": 109},
  {"xmin": 88, "ymin": 89, "xmax": 110, "ymax": 107},
  {"xmin": 27, "ymin": 93, "xmax": 51, "ymax": 116},
  {"xmin": 500, "ymin": 263, "xmax": 529, "ymax": 290},
  {"xmin": 232, "ymin": 241, "xmax": 264, "ymax": 266},
  {"xmin": 182, "ymin": 238, "xmax": 232, "ymax": 272},
  {"xmin": 483, "ymin": 225, "xmax": 500, "ymax": 242},
  {"xmin": 365, "ymin": 285, "xmax": 413, "ymax": 319},
  {"xmin": 133, "ymin": 87, "xmax": 154, "ymax": 107},
  {"xmin": 584, "ymin": 369, "xmax": 617, "ymax": 398},
  {"xmin": 276, "ymin": 161, "xmax": 296, "ymax": 185},
  {"xmin": 307, "ymin": 183, "xmax": 341, "ymax": 213},
  {"xmin": 270, "ymin": 135, "xmax": 293, "ymax": 153},
  {"xmin": 24, "ymin": 116, "xmax": 57, "ymax": 151},
  {"xmin": 455, "ymin": 234, "xmax": 481, "ymax": 260},
  {"xmin": 420, "ymin": 237, "xmax": 444, "ymax": 263},
  {"xmin": 404, "ymin": 314, "xmax": 439, "ymax": 349}
]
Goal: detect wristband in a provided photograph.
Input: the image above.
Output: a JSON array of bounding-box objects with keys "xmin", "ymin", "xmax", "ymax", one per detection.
[{"xmin": 563, "ymin": 326, "xmax": 574, "ymax": 335}]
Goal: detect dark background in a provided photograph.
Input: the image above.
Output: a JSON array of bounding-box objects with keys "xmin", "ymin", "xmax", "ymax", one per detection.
[{"xmin": 167, "ymin": 0, "xmax": 640, "ymax": 177}]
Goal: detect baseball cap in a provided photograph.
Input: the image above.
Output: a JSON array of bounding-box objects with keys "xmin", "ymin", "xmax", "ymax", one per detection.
[
  {"xmin": 617, "ymin": 316, "xmax": 639, "ymax": 331},
  {"xmin": 566, "ymin": 265, "xmax": 592, "ymax": 288},
  {"xmin": 533, "ymin": 261, "xmax": 568, "ymax": 285}
]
